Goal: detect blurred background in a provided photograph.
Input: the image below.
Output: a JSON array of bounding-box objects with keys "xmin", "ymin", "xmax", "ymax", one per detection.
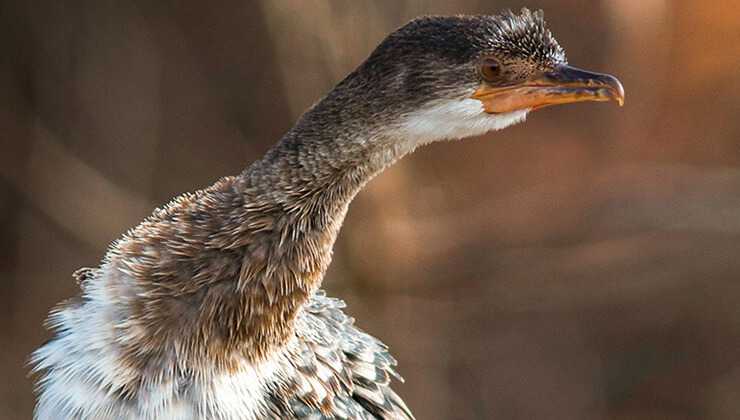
[{"xmin": 2, "ymin": 0, "xmax": 740, "ymax": 418}]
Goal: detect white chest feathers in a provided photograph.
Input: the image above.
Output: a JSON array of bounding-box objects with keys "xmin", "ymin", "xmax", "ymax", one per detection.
[
  {"xmin": 33, "ymin": 314, "xmax": 298, "ymax": 420},
  {"xmin": 30, "ymin": 268, "xmax": 288, "ymax": 420}
]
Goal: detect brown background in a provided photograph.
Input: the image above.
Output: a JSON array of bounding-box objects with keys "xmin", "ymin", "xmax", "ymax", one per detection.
[{"xmin": 2, "ymin": 1, "xmax": 740, "ymax": 419}]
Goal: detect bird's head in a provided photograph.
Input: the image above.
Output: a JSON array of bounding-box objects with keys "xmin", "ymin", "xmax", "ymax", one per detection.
[{"xmin": 344, "ymin": 8, "xmax": 624, "ymax": 145}]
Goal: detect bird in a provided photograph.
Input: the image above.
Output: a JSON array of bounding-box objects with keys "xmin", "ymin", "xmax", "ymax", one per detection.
[{"xmin": 31, "ymin": 8, "xmax": 624, "ymax": 420}]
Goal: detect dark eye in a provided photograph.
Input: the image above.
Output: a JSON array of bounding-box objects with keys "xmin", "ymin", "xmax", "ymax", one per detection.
[{"xmin": 480, "ymin": 58, "xmax": 501, "ymax": 82}]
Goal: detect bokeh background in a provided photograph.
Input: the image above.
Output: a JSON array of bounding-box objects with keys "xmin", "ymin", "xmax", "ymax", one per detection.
[{"xmin": 2, "ymin": 1, "xmax": 740, "ymax": 418}]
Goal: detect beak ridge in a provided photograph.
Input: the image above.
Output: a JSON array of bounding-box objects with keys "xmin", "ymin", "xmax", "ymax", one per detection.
[
  {"xmin": 472, "ymin": 64, "xmax": 625, "ymax": 113},
  {"xmin": 544, "ymin": 65, "xmax": 625, "ymax": 106}
]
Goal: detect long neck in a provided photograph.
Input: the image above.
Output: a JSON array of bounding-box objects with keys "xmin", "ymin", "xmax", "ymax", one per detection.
[
  {"xmin": 102, "ymin": 81, "xmax": 415, "ymax": 385},
  {"xmin": 236, "ymin": 124, "xmax": 400, "ymax": 356},
  {"xmin": 105, "ymin": 74, "xmax": 418, "ymax": 379},
  {"xmin": 214, "ymin": 84, "xmax": 412, "ymax": 361}
]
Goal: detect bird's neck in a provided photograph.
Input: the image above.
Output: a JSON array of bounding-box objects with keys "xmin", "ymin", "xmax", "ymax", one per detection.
[
  {"xmin": 246, "ymin": 104, "xmax": 409, "ymax": 219},
  {"xmin": 106, "ymin": 79, "xmax": 416, "ymax": 376},
  {"xmin": 224, "ymin": 93, "xmax": 411, "ymax": 361}
]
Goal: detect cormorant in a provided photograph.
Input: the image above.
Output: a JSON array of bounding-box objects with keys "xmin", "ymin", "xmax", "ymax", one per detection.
[{"xmin": 32, "ymin": 9, "xmax": 624, "ymax": 419}]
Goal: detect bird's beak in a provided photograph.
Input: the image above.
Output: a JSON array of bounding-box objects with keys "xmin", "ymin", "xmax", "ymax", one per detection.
[{"xmin": 472, "ymin": 65, "xmax": 625, "ymax": 114}]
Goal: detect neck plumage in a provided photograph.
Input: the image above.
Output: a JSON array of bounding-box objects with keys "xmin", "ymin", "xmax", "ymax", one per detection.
[
  {"xmin": 227, "ymin": 95, "xmax": 409, "ymax": 357},
  {"xmin": 110, "ymin": 81, "xmax": 413, "ymax": 371}
]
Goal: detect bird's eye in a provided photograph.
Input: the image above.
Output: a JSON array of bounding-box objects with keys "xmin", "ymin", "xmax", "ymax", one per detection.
[{"xmin": 480, "ymin": 58, "xmax": 501, "ymax": 82}]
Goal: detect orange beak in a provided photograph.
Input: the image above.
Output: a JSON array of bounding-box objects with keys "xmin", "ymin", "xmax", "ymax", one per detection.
[{"xmin": 472, "ymin": 65, "xmax": 625, "ymax": 114}]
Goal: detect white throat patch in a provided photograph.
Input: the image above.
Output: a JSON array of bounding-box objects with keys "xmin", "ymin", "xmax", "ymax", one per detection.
[{"xmin": 398, "ymin": 98, "xmax": 529, "ymax": 146}]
